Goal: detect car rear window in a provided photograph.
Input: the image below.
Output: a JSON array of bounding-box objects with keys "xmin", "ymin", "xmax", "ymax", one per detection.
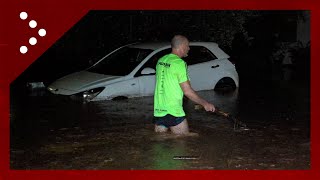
[
  {"xmin": 184, "ymin": 46, "xmax": 217, "ymax": 65},
  {"xmin": 88, "ymin": 47, "xmax": 153, "ymax": 76}
]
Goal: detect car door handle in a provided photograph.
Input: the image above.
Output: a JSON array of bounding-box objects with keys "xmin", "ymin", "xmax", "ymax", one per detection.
[{"xmin": 211, "ymin": 65, "xmax": 220, "ymax": 68}]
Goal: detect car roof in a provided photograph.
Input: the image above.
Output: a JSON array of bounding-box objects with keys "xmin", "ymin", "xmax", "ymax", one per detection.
[
  {"xmin": 129, "ymin": 42, "xmax": 170, "ymax": 50},
  {"xmin": 128, "ymin": 41, "xmax": 229, "ymax": 59},
  {"xmin": 128, "ymin": 41, "xmax": 219, "ymax": 50}
]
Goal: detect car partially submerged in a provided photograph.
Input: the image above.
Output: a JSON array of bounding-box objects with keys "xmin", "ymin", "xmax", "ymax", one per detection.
[{"xmin": 47, "ymin": 42, "xmax": 239, "ymax": 102}]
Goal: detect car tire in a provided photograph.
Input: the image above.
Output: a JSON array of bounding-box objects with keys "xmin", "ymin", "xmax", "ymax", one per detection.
[{"xmin": 214, "ymin": 77, "xmax": 236, "ymax": 92}]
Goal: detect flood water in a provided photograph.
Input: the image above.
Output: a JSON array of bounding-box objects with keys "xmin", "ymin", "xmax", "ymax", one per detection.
[{"xmin": 10, "ymin": 80, "xmax": 310, "ymax": 169}]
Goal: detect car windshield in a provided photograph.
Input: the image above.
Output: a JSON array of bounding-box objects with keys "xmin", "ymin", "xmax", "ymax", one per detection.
[{"xmin": 88, "ymin": 47, "xmax": 153, "ymax": 76}]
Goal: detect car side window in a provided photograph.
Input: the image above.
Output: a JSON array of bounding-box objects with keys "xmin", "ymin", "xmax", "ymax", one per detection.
[
  {"xmin": 135, "ymin": 48, "xmax": 171, "ymax": 77},
  {"xmin": 184, "ymin": 46, "xmax": 217, "ymax": 65}
]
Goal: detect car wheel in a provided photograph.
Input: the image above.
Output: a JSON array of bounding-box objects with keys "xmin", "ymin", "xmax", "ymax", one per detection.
[{"xmin": 214, "ymin": 77, "xmax": 236, "ymax": 92}]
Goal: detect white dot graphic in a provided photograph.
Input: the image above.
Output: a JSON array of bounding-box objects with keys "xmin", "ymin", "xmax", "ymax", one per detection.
[
  {"xmin": 29, "ymin": 37, "xmax": 37, "ymax": 45},
  {"xmin": 20, "ymin": 46, "xmax": 28, "ymax": 54},
  {"xmin": 20, "ymin": 12, "xmax": 28, "ymax": 20},
  {"xmin": 38, "ymin": 29, "xmax": 46, "ymax": 37},
  {"xmin": 29, "ymin": 20, "xmax": 37, "ymax": 28}
]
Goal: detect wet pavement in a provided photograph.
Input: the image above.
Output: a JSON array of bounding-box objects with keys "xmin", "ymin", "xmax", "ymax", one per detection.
[{"xmin": 10, "ymin": 80, "xmax": 310, "ymax": 169}]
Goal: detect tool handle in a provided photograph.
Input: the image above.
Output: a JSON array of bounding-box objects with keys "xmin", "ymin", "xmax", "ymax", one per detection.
[
  {"xmin": 194, "ymin": 104, "xmax": 229, "ymax": 117},
  {"xmin": 194, "ymin": 105, "xmax": 248, "ymax": 130}
]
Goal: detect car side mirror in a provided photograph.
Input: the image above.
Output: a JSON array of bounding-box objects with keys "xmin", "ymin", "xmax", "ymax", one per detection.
[{"xmin": 141, "ymin": 67, "xmax": 156, "ymax": 75}]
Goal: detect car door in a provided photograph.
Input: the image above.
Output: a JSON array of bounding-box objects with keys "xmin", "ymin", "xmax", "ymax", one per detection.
[
  {"xmin": 135, "ymin": 48, "xmax": 171, "ymax": 96},
  {"xmin": 185, "ymin": 46, "xmax": 219, "ymax": 91}
]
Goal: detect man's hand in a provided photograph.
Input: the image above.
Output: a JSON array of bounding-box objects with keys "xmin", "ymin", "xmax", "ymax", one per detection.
[
  {"xmin": 203, "ymin": 102, "xmax": 215, "ymax": 112},
  {"xmin": 180, "ymin": 81, "xmax": 216, "ymax": 112}
]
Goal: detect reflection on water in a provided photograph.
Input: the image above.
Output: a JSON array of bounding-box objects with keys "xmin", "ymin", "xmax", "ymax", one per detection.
[
  {"xmin": 151, "ymin": 140, "xmax": 186, "ymax": 169},
  {"xmin": 10, "ymin": 83, "xmax": 310, "ymax": 169}
]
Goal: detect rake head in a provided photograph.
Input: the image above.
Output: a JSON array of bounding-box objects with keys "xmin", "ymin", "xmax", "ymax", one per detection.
[
  {"xmin": 215, "ymin": 109, "xmax": 248, "ymax": 131},
  {"xmin": 195, "ymin": 105, "xmax": 249, "ymax": 131}
]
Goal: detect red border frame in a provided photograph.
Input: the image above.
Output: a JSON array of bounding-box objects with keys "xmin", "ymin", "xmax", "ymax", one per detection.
[{"xmin": 1, "ymin": 0, "xmax": 319, "ymax": 179}]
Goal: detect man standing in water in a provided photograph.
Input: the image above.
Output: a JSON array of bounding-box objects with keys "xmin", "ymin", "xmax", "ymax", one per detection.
[{"xmin": 153, "ymin": 35, "xmax": 216, "ymax": 135}]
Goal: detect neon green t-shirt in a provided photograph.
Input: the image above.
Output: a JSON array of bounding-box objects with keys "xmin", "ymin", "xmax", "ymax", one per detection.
[{"xmin": 154, "ymin": 53, "xmax": 189, "ymax": 117}]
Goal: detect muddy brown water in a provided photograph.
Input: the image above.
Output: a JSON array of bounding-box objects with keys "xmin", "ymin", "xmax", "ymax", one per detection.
[{"xmin": 10, "ymin": 81, "xmax": 310, "ymax": 169}]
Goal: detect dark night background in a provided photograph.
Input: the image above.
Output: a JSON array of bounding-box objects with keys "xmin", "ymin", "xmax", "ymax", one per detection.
[
  {"xmin": 11, "ymin": 10, "xmax": 310, "ymax": 90},
  {"xmin": 9, "ymin": 10, "xmax": 311, "ymax": 170}
]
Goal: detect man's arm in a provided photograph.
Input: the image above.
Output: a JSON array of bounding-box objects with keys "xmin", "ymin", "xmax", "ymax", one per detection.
[{"xmin": 180, "ymin": 80, "xmax": 215, "ymax": 112}]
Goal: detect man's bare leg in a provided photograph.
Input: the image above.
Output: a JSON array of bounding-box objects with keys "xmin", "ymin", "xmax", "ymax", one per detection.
[
  {"xmin": 170, "ymin": 119, "xmax": 199, "ymax": 137},
  {"xmin": 170, "ymin": 119, "xmax": 190, "ymax": 135},
  {"xmin": 154, "ymin": 125, "xmax": 168, "ymax": 133}
]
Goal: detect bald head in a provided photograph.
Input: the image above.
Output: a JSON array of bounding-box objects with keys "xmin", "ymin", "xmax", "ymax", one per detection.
[
  {"xmin": 171, "ymin": 35, "xmax": 188, "ymax": 49},
  {"xmin": 171, "ymin": 35, "xmax": 190, "ymax": 58}
]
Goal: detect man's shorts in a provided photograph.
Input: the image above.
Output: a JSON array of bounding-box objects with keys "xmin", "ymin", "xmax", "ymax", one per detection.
[{"xmin": 153, "ymin": 114, "xmax": 185, "ymax": 128}]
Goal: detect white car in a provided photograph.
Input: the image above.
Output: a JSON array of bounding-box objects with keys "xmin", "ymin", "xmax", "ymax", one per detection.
[{"xmin": 47, "ymin": 42, "xmax": 239, "ymax": 101}]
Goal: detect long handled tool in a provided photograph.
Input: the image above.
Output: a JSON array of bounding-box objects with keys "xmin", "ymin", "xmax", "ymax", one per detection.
[{"xmin": 194, "ymin": 104, "xmax": 249, "ymax": 131}]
